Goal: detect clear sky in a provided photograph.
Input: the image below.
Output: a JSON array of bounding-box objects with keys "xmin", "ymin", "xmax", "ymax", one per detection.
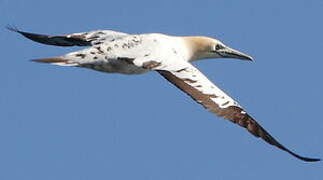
[{"xmin": 1, "ymin": 0, "xmax": 322, "ymax": 179}]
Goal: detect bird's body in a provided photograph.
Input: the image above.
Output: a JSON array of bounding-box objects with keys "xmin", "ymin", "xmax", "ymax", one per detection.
[
  {"xmin": 9, "ymin": 27, "xmax": 319, "ymax": 162},
  {"xmin": 62, "ymin": 33, "xmax": 184, "ymax": 74},
  {"xmin": 37, "ymin": 33, "xmax": 229, "ymax": 74}
]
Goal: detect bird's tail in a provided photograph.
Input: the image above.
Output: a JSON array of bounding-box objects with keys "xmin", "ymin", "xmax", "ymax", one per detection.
[{"xmin": 31, "ymin": 56, "xmax": 79, "ymax": 66}]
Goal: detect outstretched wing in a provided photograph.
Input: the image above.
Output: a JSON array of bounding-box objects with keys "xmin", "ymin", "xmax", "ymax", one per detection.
[
  {"xmin": 7, "ymin": 26, "xmax": 128, "ymax": 47},
  {"xmin": 155, "ymin": 62, "xmax": 319, "ymax": 162}
]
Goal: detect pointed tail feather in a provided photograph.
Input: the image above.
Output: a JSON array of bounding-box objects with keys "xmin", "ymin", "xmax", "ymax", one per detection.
[{"xmin": 31, "ymin": 57, "xmax": 78, "ymax": 66}]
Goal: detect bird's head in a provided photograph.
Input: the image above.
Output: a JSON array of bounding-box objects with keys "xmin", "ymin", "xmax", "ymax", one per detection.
[{"xmin": 183, "ymin": 36, "xmax": 253, "ymax": 61}]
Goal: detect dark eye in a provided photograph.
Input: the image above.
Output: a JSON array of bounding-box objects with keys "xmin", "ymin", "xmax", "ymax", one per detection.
[{"xmin": 215, "ymin": 44, "xmax": 223, "ymax": 51}]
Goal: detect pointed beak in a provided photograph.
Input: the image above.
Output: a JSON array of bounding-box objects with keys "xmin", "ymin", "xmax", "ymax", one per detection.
[{"xmin": 218, "ymin": 47, "xmax": 254, "ymax": 61}]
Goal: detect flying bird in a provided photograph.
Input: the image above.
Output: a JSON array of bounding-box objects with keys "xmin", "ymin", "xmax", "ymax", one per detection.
[{"xmin": 8, "ymin": 26, "xmax": 319, "ymax": 162}]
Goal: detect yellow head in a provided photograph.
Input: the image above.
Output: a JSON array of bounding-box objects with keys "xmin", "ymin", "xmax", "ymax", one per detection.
[{"xmin": 183, "ymin": 36, "xmax": 253, "ymax": 61}]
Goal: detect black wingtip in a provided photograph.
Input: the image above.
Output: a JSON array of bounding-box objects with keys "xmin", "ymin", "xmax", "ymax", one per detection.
[
  {"xmin": 6, "ymin": 24, "xmax": 19, "ymax": 32},
  {"xmin": 273, "ymin": 140, "xmax": 320, "ymax": 162},
  {"xmin": 282, "ymin": 146, "xmax": 320, "ymax": 162},
  {"xmin": 292, "ymin": 153, "xmax": 320, "ymax": 162},
  {"xmin": 304, "ymin": 158, "xmax": 321, "ymax": 162},
  {"xmin": 298, "ymin": 156, "xmax": 321, "ymax": 162},
  {"xmin": 6, "ymin": 25, "xmax": 34, "ymax": 38},
  {"xmin": 6, "ymin": 25, "xmax": 28, "ymax": 37}
]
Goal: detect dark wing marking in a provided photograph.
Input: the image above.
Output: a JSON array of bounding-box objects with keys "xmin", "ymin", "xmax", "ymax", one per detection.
[
  {"xmin": 7, "ymin": 26, "xmax": 90, "ymax": 46},
  {"xmin": 157, "ymin": 70, "xmax": 320, "ymax": 162},
  {"xmin": 7, "ymin": 26, "xmax": 128, "ymax": 47}
]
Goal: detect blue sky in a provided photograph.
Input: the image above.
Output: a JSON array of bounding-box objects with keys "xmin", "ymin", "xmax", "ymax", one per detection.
[{"xmin": 1, "ymin": 0, "xmax": 322, "ymax": 179}]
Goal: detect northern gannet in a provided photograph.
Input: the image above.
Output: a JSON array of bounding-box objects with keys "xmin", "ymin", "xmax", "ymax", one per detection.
[{"xmin": 8, "ymin": 27, "xmax": 320, "ymax": 162}]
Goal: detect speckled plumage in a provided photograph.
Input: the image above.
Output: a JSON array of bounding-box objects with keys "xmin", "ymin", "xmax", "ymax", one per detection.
[{"xmin": 9, "ymin": 27, "xmax": 319, "ymax": 162}]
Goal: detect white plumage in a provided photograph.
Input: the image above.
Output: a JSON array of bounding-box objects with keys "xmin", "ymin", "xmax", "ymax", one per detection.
[{"xmin": 9, "ymin": 26, "xmax": 319, "ymax": 162}]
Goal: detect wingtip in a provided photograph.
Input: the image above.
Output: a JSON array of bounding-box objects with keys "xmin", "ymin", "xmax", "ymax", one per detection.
[
  {"xmin": 6, "ymin": 24, "xmax": 19, "ymax": 33},
  {"xmin": 296, "ymin": 156, "xmax": 320, "ymax": 162},
  {"xmin": 305, "ymin": 158, "xmax": 321, "ymax": 162},
  {"xmin": 286, "ymin": 149, "xmax": 320, "ymax": 162}
]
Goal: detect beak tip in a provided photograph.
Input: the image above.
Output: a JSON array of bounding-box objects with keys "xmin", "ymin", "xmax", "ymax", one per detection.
[
  {"xmin": 247, "ymin": 56, "xmax": 254, "ymax": 62},
  {"xmin": 223, "ymin": 47, "xmax": 254, "ymax": 62}
]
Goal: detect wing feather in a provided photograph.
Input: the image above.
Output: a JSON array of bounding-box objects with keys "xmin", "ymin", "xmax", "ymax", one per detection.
[
  {"xmin": 156, "ymin": 63, "xmax": 319, "ymax": 162},
  {"xmin": 7, "ymin": 26, "xmax": 128, "ymax": 47}
]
